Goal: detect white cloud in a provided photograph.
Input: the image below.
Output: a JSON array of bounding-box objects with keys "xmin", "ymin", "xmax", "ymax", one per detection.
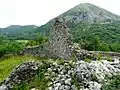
[{"xmin": 0, "ymin": 0, "xmax": 120, "ymax": 27}]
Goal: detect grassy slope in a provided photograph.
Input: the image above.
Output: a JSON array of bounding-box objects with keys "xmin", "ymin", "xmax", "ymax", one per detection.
[{"xmin": 71, "ymin": 23, "xmax": 120, "ymax": 43}]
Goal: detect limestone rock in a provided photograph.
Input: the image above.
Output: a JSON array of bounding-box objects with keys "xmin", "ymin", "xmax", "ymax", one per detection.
[
  {"xmin": 75, "ymin": 60, "xmax": 120, "ymax": 89},
  {"xmin": 88, "ymin": 81, "xmax": 101, "ymax": 90},
  {"xmin": 0, "ymin": 85, "xmax": 7, "ymax": 90}
]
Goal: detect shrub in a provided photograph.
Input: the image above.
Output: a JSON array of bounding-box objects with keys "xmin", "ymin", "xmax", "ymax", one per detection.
[
  {"xmin": 97, "ymin": 53, "xmax": 103, "ymax": 61},
  {"xmin": 0, "ymin": 40, "xmax": 25, "ymax": 57},
  {"xmin": 102, "ymin": 74, "xmax": 120, "ymax": 90},
  {"xmin": 84, "ymin": 58, "xmax": 92, "ymax": 63}
]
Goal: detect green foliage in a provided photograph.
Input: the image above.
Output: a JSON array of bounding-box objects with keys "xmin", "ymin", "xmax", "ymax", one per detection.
[
  {"xmin": 0, "ymin": 33, "xmax": 48, "ymax": 57},
  {"xmin": 0, "ymin": 25, "xmax": 38, "ymax": 40},
  {"xmin": 26, "ymin": 40, "xmax": 39, "ymax": 46},
  {"xmin": 84, "ymin": 58, "xmax": 92, "ymax": 63},
  {"xmin": 35, "ymin": 34, "xmax": 48, "ymax": 44},
  {"xmin": 56, "ymin": 59, "xmax": 65, "ymax": 65},
  {"xmin": 1, "ymin": 20, "xmax": 120, "ymax": 53},
  {"xmin": 71, "ymin": 74, "xmax": 81, "ymax": 90},
  {"xmin": 0, "ymin": 55, "xmax": 51, "ymax": 89},
  {"xmin": 0, "ymin": 40, "xmax": 25, "ymax": 57},
  {"xmin": 102, "ymin": 74, "xmax": 120, "ymax": 90},
  {"xmin": 71, "ymin": 23, "xmax": 120, "ymax": 52},
  {"xmin": 106, "ymin": 55, "xmax": 112, "ymax": 62},
  {"xmin": 26, "ymin": 34, "xmax": 48, "ymax": 46},
  {"xmin": 97, "ymin": 53, "xmax": 103, "ymax": 61}
]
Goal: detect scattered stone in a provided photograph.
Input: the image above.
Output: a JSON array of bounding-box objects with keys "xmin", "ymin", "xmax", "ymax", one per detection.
[
  {"xmin": 88, "ymin": 81, "xmax": 101, "ymax": 90},
  {"xmin": 30, "ymin": 88, "xmax": 38, "ymax": 90},
  {"xmin": 1, "ymin": 61, "xmax": 40, "ymax": 89},
  {"xmin": 0, "ymin": 85, "xmax": 7, "ymax": 90},
  {"xmin": 48, "ymin": 68, "xmax": 53, "ymax": 73}
]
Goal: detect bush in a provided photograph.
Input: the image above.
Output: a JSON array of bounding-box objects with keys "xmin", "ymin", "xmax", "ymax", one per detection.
[
  {"xmin": 26, "ymin": 34, "xmax": 48, "ymax": 46},
  {"xmin": 0, "ymin": 40, "xmax": 25, "ymax": 57},
  {"xmin": 102, "ymin": 74, "xmax": 120, "ymax": 90}
]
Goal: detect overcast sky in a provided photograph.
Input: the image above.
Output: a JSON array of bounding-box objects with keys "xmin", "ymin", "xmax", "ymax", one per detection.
[{"xmin": 0, "ymin": 0, "xmax": 120, "ymax": 28}]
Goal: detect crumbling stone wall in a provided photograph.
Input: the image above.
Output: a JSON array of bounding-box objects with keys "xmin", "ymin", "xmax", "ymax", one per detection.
[
  {"xmin": 48, "ymin": 18, "xmax": 72, "ymax": 60},
  {"xmin": 21, "ymin": 17, "xmax": 73, "ymax": 60},
  {"xmin": 21, "ymin": 17, "xmax": 120, "ymax": 60}
]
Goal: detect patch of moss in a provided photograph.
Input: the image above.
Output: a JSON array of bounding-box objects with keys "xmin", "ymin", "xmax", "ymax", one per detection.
[
  {"xmin": 106, "ymin": 55, "xmax": 112, "ymax": 62},
  {"xmin": 97, "ymin": 53, "xmax": 103, "ymax": 61},
  {"xmin": 84, "ymin": 58, "xmax": 92, "ymax": 63}
]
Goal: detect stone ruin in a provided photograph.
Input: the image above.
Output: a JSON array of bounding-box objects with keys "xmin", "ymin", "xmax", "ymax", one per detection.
[
  {"xmin": 21, "ymin": 17, "xmax": 120, "ymax": 60},
  {"xmin": 21, "ymin": 17, "xmax": 73, "ymax": 60},
  {"xmin": 48, "ymin": 18, "xmax": 72, "ymax": 60}
]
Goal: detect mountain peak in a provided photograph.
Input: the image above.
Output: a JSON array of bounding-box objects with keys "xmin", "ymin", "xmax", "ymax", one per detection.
[
  {"xmin": 77, "ymin": 3, "xmax": 94, "ymax": 6},
  {"xmin": 59, "ymin": 3, "xmax": 120, "ymax": 24}
]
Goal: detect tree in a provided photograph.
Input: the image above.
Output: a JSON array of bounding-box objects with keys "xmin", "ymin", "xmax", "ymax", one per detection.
[{"xmin": 35, "ymin": 34, "xmax": 48, "ymax": 44}]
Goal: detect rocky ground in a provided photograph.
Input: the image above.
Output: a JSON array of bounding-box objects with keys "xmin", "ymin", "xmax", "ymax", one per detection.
[{"xmin": 0, "ymin": 57, "xmax": 120, "ymax": 90}]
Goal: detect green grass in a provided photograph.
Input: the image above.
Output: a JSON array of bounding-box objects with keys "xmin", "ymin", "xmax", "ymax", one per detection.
[
  {"xmin": 0, "ymin": 55, "xmax": 37, "ymax": 83},
  {"xmin": 16, "ymin": 40, "xmax": 29, "ymax": 43}
]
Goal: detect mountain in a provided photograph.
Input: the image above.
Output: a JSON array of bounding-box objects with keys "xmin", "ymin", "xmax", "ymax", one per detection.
[
  {"xmin": 0, "ymin": 25, "xmax": 38, "ymax": 39},
  {"xmin": 36, "ymin": 3, "xmax": 120, "ymax": 34},
  {"xmin": 60, "ymin": 3, "xmax": 120, "ymax": 23},
  {"xmin": 1, "ymin": 3, "xmax": 120, "ymax": 46},
  {"xmin": 35, "ymin": 3, "xmax": 120, "ymax": 52}
]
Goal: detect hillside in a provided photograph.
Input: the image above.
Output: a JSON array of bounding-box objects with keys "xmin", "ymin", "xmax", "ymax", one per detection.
[
  {"xmin": 36, "ymin": 3, "xmax": 120, "ymax": 33},
  {"xmin": 36, "ymin": 3, "xmax": 120, "ymax": 52},
  {"xmin": 0, "ymin": 3, "xmax": 120, "ymax": 51},
  {"xmin": 0, "ymin": 25, "xmax": 38, "ymax": 39},
  {"xmin": 1, "ymin": 3, "xmax": 120, "ymax": 41}
]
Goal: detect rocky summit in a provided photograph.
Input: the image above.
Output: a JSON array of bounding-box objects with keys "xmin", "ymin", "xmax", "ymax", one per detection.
[
  {"xmin": 37, "ymin": 3, "xmax": 120, "ymax": 34},
  {"xmin": 59, "ymin": 3, "xmax": 120, "ymax": 24}
]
